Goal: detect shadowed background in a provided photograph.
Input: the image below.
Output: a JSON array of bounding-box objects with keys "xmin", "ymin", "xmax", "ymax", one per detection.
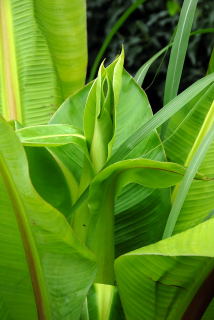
[{"xmin": 87, "ymin": 0, "xmax": 214, "ymax": 111}]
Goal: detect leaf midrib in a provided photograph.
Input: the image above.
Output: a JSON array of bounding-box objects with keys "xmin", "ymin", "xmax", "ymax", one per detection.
[
  {"xmin": 20, "ymin": 133, "xmax": 85, "ymax": 141},
  {"xmin": 0, "ymin": 153, "xmax": 51, "ymax": 320}
]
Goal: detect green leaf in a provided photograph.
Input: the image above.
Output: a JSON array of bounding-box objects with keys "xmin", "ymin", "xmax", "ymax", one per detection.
[
  {"xmin": 50, "ymin": 56, "xmax": 166, "ymax": 167},
  {"xmin": 191, "ymin": 28, "xmax": 214, "ymax": 36},
  {"xmin": 164, "ymin": 0, "xmax": 199, "ymax": 105},
  {"xmin": 16, "ymin": 123, "xmax": 91, "ymax": 209},
  {"xmin": 105, "ymin": 68, "xmax": 172, "ymax": 256},
  {"xmin": 109, "ymin": 69, "xmax": 164, "ymax": 160},
  {"xmin": 16, "ymin": 124, "xmax": 86, "ymax": 148},
  {"xmin": 49, "ymin": 64, "xmax": 172, "ymax": 256},
  {"xmin": 163, "ymin": 84, "xmax": 214, "ymax": 164},
  {"xmin": 163, "ymin": 84, "xmax": 214, "ymax": 234},
  {"xmin": 24, "ymin": 147, "xmax": 73, "ymax": 217},
  {"xmin": 0, "ymin": 0, "xmax": 87, "ymax": 126},
  {"xmin": 17, "ymin": 121, "xmax": 93, "ymax": 202},
  {"xmin": 50, "ymin": 82, "xmax": 93, "ymax": 130},
  {"xmin": 34, "ymin": 0, "xmax": 87, "ymax": 97},
  {"xmin": 49, "ymin": 84, "xmax": 95, "ymax": 197},
  {"xmin": 84, "ymin": 50, "xmax": 125, "ymax": 171},
  {"xmin": 135, "ymin": 32, "xmax": 214, "ymax": 87},
  {"xmin": 64, "ymin": 65, "xmax": 172, "ymax": 258},
  {"xmin": 84, "ymin": 64, "xmax": 113, "ymax": 171},
  {"xmin": 115, "ymin": 218, "xmax": 214, "ymax": 320},
  {"xmin": 0, "ymin": 295, "xmax": 10, "ymax": 320},
  {"xmin": 114, "ymin": 184, "xmax": 171, "ymax": 257},
  {"xmin": 135, "ymin": 45, "xmax": 171, "ymax": 86},
  {"xmin": 86, "ymin": 159, "xmax": 201, "ymax": 284},
  {"xmin": 107, "ymin": 73, "xmax": 214, "ymax": 165},
  {"xmin": 82, "ymin": 283, "xmax": 124, "ymax": 320},
  {"xmin": 163, "ymin": 123, "xmax": 214, "ymax": 238},
  {"xmin": 45, "ymin": 143, "xmax": 91, "ymax": 200},
  {"xmin": 0, "ymin": 116, "xmax": 96, "ymax": 319}
]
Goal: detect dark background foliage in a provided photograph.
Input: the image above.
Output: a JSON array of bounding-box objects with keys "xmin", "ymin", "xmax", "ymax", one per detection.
[{"xmin": 87, "ymin": 0, "xmax": 214, "ymax": 110}]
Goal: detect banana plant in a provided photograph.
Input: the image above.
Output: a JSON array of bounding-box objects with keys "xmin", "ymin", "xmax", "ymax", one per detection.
[
  {"xmin": 0, "ymin": 0, "xmax": 214, "ymax": 319},
  {"xmin": 16, "ymin": 48, "xmax": 214, "ymax": 319}
]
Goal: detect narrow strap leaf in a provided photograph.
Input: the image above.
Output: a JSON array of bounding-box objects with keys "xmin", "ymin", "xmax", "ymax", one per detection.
[
  {"xmin": 135, "ymin": 45, "xmax": 171, "ymax": 86},
  {"xmin": 134, "ymin": 28, "xmax": 214, "ymax": 87},
  {"xmin": 163, "ymin": 122, "xmax": 214, "ymax": 239},
  {"xmin": 164, "ymin": 0, "xmax": 199, "ymax": 105}
]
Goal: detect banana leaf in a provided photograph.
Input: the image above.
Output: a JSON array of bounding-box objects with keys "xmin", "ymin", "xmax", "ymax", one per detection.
[
  {"xmin": 0, "ymin": 0, "xmax": 87, "ymax": 126},
  {"xmin": 115, "ymin": 217, "xmax": 214, "ymax": 320},
  {"xmin": 86, "ymin": 158, "xmax": 204, "ymax": 284},
  {"xmin": 163, "ymin": 82, "xmax": 214, "ymax": 234},
  {"xmin": 16, "ymin": 124, "xmax": 90, "ymax": 214},
  {"xmin": 82, "ymin": 283, "xmax": 124, "ymax": 320},
  {"xmin": 0, "ymin": 116, "xmax": 96, "ymax": 320}
]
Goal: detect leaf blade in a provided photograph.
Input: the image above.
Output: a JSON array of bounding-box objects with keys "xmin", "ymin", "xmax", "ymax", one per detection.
[
  {"xmin": 0, "ymin": 116, "xmax": 96, "ymax": 320},
  {"xmin": 107, "ymin": 73, "xmax": 214, "ymax": 165},
  {"xmin": 163, "ymin": 123, "xmax": 214, "ymax": 239},
  {"xmin": 16, "ymin": 124, "xmax": 86, "ymax": 147},
  {"xmin": 164, "ymin": 0, "xmax": 199, "ymax": 105},
  {"xmin": 115, "ymin": 218, "xmax": 214, "ymax": 320},
  {"xmin": 87, "ymin": 158, "xmax": 199, "ymax": 284},
  {"xmin": 34, "ymin": 0, "xmax": 88, "ymax": 97}
]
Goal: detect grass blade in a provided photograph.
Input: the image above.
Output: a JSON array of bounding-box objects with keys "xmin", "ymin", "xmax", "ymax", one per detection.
[
  {"xmin": 191, "ymin": 28, "xmax": 214, "ymax": 36},
  {"xmin": 164, "ymin": 0, "xmax": 199, "ymax": 105},
  {"xmin": 135, "ymin": 28, "xmax": 214, "ymax": 87},
  {"xmin": 162, "ymin": 122, "xmax": 214, "ymax": 239},
  {"xmin": 135, "ymin": 45, "xmax": 171, "ymax": 86}
]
